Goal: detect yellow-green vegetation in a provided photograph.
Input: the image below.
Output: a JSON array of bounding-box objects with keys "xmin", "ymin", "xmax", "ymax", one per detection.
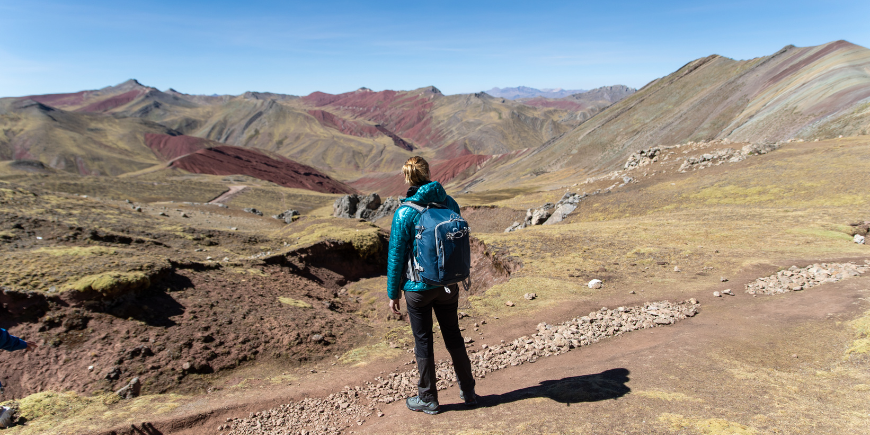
[
  {"xmin": 454, "ymin": 186, "xmax": 542, "ymax": 208},
  {"xmin": 67, "ymin": 271, "xmax": 150, "ymax": 296},
  {"xmin": 339, "ymin": 325, "xmax": 412, "ymax": 366},
  {"xmin": 469, "ymin": 140, "xmax": 870, "ymax": 302},
  {"xmin": 278, "ymin": 296, "xmax": 312, "ymax": 308},
  {"xmin": 658, "ymin": 413, "xmax": 759, "ymax": 435},
  {"xmin": 467, "ymin": 277, "xmax": 592, "ymax": 318},
  {"xmin": 633, "ymin": 390, "xmax": 705, "ymax": 402},
  {"xmin": 6, "ymin": 173, "xmax": 228, "ymax": 203},
  {"xmin": 847, "ymin": 310, "xmax": 870, "ymax": 356},
  {"xmin": 0, "ymin": 391, "xmax": 185, "ymax": 435},
  {"xmin": 275, "ymin": 218, "xmax": 383, "ymax": 259},
  {"xmin": 223, "ymin": 185, "xmax": 339, "ymax": 216}
]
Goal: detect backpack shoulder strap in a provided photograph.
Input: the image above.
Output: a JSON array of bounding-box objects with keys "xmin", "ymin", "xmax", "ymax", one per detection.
[{"xmin": 400, "ymin": 202, "xmax": 426, "ymax": 213}]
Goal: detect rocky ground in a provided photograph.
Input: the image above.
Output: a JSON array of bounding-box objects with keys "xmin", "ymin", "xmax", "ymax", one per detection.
[
  {"xmin": 0, "ymin": 136, "xmax": 869, "ymax": 435},
  {"xmin": 223, "ymin": 300, "xmax": 699, "ymax": 435}
]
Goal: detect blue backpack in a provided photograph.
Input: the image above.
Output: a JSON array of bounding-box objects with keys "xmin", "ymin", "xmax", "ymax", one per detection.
[{"xmin": 402, "ymin": 202, "xmax": 471, "ymax": 288}]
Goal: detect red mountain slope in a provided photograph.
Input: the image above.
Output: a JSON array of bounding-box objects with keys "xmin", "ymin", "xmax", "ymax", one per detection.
[
  {"xmin": 169, "ymin": 146, "xmax": 355, "ymax": 194},
  {"xmin": 144, "ymin": 133, "xmax": 218, "ymax": 162}
]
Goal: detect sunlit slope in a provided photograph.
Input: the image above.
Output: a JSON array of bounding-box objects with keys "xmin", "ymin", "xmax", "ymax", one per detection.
[
  {"xmin": 184, "ymin": 96, "xmax": 414, "ymax": 179},
  {"xmin": 468, "ymin": 40, "xmax": 870, "ymax": 190},
  {"xmin": 0, "ymin": 99, "xmax": 173, "ymax": 176}
]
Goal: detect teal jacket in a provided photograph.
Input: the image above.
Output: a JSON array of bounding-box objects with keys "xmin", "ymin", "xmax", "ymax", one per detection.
[{"xmin": 386, "ymin": 181, "xmax": 461, "ymax": 300}]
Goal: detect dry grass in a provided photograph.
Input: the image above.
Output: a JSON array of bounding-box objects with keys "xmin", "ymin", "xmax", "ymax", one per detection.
[
  {"xmin": 273, "ymin": 218, "xmax": 384, "ymax": 259},
  {"xmin": 0, "ymin": 391, "xmax": 186, "ymax": 435}
]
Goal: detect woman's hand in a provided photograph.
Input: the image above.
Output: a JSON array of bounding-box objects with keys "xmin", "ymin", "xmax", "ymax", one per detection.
[
  {"xmin": 24, "ymin": 341, "xmax": 38, "ymax": 353},
  {"xmin": 389, "ymin": 299, "xmax": 401, "ymax": 315}
]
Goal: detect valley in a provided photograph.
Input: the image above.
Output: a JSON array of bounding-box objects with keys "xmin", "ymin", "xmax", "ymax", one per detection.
[{"xmin": 0, "ymin": 39, "xmax": 869, "ymax": 435}]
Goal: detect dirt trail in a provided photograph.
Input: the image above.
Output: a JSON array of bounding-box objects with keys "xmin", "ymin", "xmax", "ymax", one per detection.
[
  {"xmin": 208, "ymin": 185, "xmax": 247, "ymax": 204},
  {"xmin": 97, "ymin": 259, "xmax": 870, "ymax": 435}
]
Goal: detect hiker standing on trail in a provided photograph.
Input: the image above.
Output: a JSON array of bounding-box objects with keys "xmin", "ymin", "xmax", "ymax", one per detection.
[
  {"xmin": 387, "ymin": 156, "xmax": 477, "ymax": 415},
  {"xmin": 0, "ymin": 328, "xmax": 38, "ymax": 428}
]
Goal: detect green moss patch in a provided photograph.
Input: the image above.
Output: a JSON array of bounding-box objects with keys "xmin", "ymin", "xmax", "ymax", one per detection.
[
  {"xmin": 277, "ymin": 296, "xmax": 312, "ymax": 308},
  {"xmin": 67, "ymin": 271, "xmax": 150, "ymax": 297}
]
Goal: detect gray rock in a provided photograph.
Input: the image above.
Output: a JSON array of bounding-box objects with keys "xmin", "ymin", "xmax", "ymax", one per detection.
[
  {"xmin": 275, "ymin": 209, "xmax": 300, "ymax": 224},
  {"xmin": 104, "ymin": 366, "xmax": 121, "ymax": 381},
  {"xmin": 355, "ymin": 193, "xmax": 382, "ymax": 220},
  {"xmin": 333, "ymin": 195, "xmax": 360, "ymax": 218},
  {"xmin": 588, "ymin": 279, "xmax": 602, "ymax": 289},
  {"xmin": 855, "ymin": 234, "xmax": 865, "ymax": 244},
  {"xmin": 369, "ymin": 197, "xmax": 401, "ymax": 222},
  {"xmin": 115, "ymin": 377, "xmax": 141, "ymax": 399},
  {"xmin": 243, "ymin": 208, "xmax": 263, "ymax": 216}
]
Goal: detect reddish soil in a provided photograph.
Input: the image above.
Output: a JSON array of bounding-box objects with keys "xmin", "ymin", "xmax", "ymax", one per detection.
[
  {"xmin": 307, "ymin": 110, "xmax": 381, "ymax": 138},
  {"xmin": 350, "ymin": 154, "xmax": 492, "ymax": 196},
  {"xmin": 169, "ymin": 146, "xmax": 356, "ymax": 194},
  {"xmin": 144, "ymin": 134, "xmax": 217, "ymax": 162},
  {"xmin": 0, "ymin": 239, "xmax": 383, "ymax": 399},
  {"xmin": 21, "ymin": 91, "xmax": 90, "ymax": 108},
  {"xmin": 301, "ymin": 89, "xmax": 445, "ymax": 148},
  {"xmin": 76, "ymin": 90, "xmax": 145, "ymax": 113}
]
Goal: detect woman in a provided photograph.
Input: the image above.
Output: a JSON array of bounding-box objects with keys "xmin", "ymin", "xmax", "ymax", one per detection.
[{"xmin": 387, "ymin": 156, "xmax": 477, "ymax": 415}]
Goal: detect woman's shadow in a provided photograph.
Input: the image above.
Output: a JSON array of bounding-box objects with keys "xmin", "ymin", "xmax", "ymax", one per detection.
[{"xmin": 440, "ymin": 368, "xmax": 630, "ymax": 412}]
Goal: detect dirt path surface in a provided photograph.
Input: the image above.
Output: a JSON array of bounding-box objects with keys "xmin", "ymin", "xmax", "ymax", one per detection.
[
  {"xmin": 354, "ymin": 274, "xmax": 870, "ymax": 435},
  {"xmin": 100, "ymin": 261, "xmax": 869, "ymax": 435},
  {"xmin": 208, "ymin": 186, "xmax": 248, "ymax": 204}
]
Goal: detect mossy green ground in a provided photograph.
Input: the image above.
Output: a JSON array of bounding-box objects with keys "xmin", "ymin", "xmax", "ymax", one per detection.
[{"xmin": 0, "ymin": 391, "xmax": 186, "ymax": 435}]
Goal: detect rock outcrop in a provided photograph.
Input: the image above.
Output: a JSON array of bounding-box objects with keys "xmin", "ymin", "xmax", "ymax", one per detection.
[
  {"xmin": 272, "ymin": 210, "xmax": 300, "ymax": 224},
  {"xmin": 505, "ymin": 192, "xmax": 584, "ymax": 232},
  {"xmin": 333, "ymin": 194, "xmax": 401, "ymax": 223}
]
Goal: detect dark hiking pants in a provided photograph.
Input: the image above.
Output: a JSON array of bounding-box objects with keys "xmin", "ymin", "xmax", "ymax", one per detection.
[{"xmin": 404, "ymin": 284, "xmax": 475, "ymax": 403}]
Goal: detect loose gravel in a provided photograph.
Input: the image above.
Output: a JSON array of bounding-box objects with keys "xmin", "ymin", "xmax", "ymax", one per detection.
[
  {"xmin": 745, "ymin": 261, "xmax": 869, "ymax": 295},
  {"xmin": 224, "ymin": 299, "xmax": 700, "ymax": 435}
]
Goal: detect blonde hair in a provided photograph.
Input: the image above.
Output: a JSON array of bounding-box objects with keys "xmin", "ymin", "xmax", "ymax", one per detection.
[{"xmin": 402, "ymin": 156, "xmax": 430, "ymax": 186}]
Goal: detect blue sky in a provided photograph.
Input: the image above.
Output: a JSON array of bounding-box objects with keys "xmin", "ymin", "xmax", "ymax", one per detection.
[{"xmin": 1, "ymin": 0, "xmax": 868, "ymax": 97}]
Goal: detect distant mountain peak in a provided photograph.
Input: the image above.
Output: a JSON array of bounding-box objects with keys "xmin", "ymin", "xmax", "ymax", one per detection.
[
  {"xmin": 487, "ymin": 86, "xmax": 586, "ymax": 100},
  {"xmin": 356, "ymin": 87, "xmax": 372, "ymax": 92}
]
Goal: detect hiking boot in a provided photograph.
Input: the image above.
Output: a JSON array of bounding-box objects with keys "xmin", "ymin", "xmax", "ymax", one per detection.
[
  {"xmin": 459, "ymin": 389, "xmax": 479, "ymax": 406},
  {"xmin": 0, "ymin": 406, "xmax": 14, "ymax": 429},
  {"xmin": 406, "ymin": 396, "xmax": 439, "ymax": 414}
]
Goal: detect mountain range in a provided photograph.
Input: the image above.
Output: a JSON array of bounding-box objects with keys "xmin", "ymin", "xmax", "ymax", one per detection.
[
  {"xmin": 486, "ymin": 86, "xmax": 587, "ymax": 100},
  {"xmin": 1, "ymin": 40, "xmax": 868, "ymax": 196}
]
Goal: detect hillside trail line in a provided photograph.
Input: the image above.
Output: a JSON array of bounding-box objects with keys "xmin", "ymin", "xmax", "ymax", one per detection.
[{"xmin": 208, "ymin": 185, "xmax": 247, "ymax": 204}]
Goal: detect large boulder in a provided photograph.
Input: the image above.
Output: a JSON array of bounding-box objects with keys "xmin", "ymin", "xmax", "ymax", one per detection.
[
  {"xmin": 354, "ymin": 193, "xmax": 382, "ymax": 220},
  {"xmin": 333, "ymin": 194, "xmax": 360, "ymax": 218},
  {"xmin": 543, "ymin": 192, "xmax": 584, "ymax": 225},
  {"xmin": 369, "ymin": 197, "xmax": 401, "ymax": 222},
  {"xmin": 334, "ymin": 194, "xmax": 401, "ymax": 223}
]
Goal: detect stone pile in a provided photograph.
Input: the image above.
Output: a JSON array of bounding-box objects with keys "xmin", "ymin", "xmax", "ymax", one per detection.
[
  {"xmin": 505, "ymin": 192, "xmax": 585, "ymax": 232},
  {"xmin": 272, "ymin": 209, "xmax": 299, "ymax": 224},
  {"xmin": 243, "ymin": 208, "xmax": 264, "ymax": 216},
  {"xmin": 224, "ymin": 299, "xmax": 699, "ymax": 435},
  {"xmin": 678, "ymin": 143, "xmax": 780, "ymax": 172},
  {"xmin": 333, "ymin": 194, "xmax": 400, "ymax": 223},
  {"xmin": 745, "ymin": 261, "xmax": 869, "ymax": 295},
  {"xmin": 623, "ymin": 147, "xmax": 662, "ymax": 170}
]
